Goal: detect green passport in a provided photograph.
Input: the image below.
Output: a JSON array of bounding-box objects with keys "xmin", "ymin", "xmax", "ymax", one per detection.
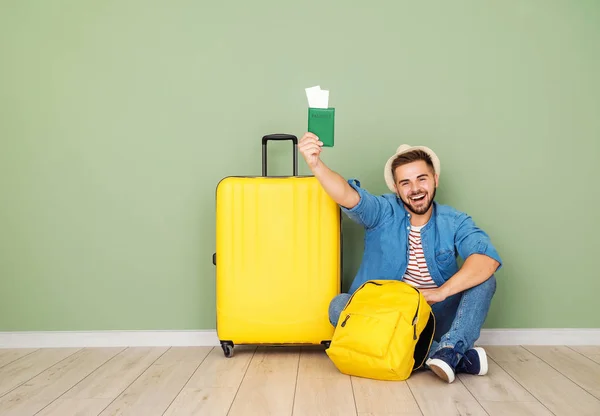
[{"xmin": 308, "ymin": 107, "xmax": 335, "ymax": 147}]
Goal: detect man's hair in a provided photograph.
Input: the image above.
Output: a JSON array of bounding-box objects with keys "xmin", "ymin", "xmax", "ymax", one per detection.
[{"xmin": 391, "ymin": 150, "xmax": 435, "ymax": 181}]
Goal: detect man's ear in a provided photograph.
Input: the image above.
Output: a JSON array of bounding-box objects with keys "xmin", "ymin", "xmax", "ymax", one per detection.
[{"xmin": 434, "ymin": 174, "xmax": 439, "ymax": 188}]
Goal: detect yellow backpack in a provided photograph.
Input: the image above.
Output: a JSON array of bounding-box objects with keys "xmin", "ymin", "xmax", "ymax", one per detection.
[{"xmin": 325, "ymin": 280, "xmax": 435, "ymax": 381}]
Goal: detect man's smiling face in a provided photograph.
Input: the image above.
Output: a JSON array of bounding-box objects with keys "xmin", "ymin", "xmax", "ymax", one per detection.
[{"xmin": 394, "ymin": 160, "xmax": 438, "ymax": 215}]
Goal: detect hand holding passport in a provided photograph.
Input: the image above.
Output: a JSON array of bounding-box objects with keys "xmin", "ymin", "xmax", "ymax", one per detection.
[{"xmin": 305, "ymin": 85, "xmax": 335, "ymax": 147}]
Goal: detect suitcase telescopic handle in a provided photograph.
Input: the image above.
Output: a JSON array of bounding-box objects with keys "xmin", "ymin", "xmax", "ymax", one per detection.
[{"xmin": 261, "ymin": 134, "xmax": 298, "ymax": 176}]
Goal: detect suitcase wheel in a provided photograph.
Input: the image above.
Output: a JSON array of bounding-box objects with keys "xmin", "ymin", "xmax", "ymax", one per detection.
[{"xmin": 221, "ymin": 341, "xmax": 234, "ymax": 358}]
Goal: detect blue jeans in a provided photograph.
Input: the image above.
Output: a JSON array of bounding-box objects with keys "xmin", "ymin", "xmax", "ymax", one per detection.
[{"xmin": 328, "ymin": 276, "xmax": 497, "ymax": 358}]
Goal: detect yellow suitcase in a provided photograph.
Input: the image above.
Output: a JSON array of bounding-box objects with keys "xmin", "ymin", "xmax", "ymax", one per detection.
[{"xmin": 214, "ymin": 134, "xmax": 342, "ymax": 357}]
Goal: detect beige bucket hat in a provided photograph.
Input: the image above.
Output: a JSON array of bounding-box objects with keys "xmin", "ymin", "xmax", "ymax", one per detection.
[{"xmin": 384, "ymin": 144, "xmax": 441, "ymax": 193}]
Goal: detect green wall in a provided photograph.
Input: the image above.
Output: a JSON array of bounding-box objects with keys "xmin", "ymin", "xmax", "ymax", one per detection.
[{"xmin": 1, "ymin": 1, "xmax": 599, "ymax": 331}]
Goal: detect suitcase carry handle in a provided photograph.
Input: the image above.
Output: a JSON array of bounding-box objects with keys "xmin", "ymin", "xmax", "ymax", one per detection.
[{"xmin": 262, "ymin": 134, "xmax": 298, "ymax": 176}]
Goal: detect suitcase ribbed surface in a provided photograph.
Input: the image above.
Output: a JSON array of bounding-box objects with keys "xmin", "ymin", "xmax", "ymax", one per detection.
[{"xmin": 215, "ymin": 176, "xmax": 341, "ymax": 345}]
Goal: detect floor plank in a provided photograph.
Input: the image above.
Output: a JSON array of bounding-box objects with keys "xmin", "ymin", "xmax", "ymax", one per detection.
[
  {"xmin": 458, "ymin": 358, "xmax": 539, "ymax": 402},
  {"xmin": 36, "ymin": 398, "xmax": 113, "ymax": 416},
  {"xmin": 357, "ymin": 413, "xmax": 421, "ymax": 416},
  {"xmin": 352, "ymin": 376, "xmax": 422, "ymax": 415},
  {"xmin": 0, "ymin": 348, "xmax": 122, "ymax": 416},
  {"xmin": 457, "ymin": 356, "xmax": 555, "ymax": 415},
  {"xmin": 524, "ymin": 345, "xmax": 600, "ymax": 400},
  {"xmin": 98, "ymin": 347, "xmax": 211, "ymax": 416},
  {"xmin": 406, "ymin": 369, "xmax": 488, "ymax": 416},
  {"xmin": 0, "ymin": 345, "xmax": 599, "ymax": 415},
  {"xmin": 0, "ymin": 349, "xmax": 38, "ymax": 368},
  {"xmin": 163, "ymin": 346, "xmax": 256, "ymax": 416},
  {"xmin": 36, "ymin": 347, "xmax": 168, "ymax": 416},
  {"xmin": 570, "ymin": 346, "xmax": 600, "ymax": 365},
  {"xmin": 486, "ymin": 346, "xmax": 600, "ymax": 416},
  {"xmin": 292, "ymin": 347, "xmax": 357, "ymax": 416},
  {"xmin": 227, "ymin": 346, "xmax": 300, "ymax": 416},
  {"xmin": 478, "ymin": 401, "xmax": 554, "ymax": 416},
  {"xmin": 0, "ymin": 348, "xmax": 81, "ymax": 397}
]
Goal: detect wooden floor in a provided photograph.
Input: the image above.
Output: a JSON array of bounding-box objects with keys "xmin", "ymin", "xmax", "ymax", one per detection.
[{"xmin": 0, "ymin": 345, "xmax": 599, "ymax": 415}]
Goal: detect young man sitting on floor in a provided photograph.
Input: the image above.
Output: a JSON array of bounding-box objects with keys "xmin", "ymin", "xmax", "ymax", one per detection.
[{"xmin": 297, "ymin": 132, "xmax": 502, "ymax": 383}]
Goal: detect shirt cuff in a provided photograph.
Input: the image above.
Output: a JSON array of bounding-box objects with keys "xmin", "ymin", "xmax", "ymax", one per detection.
[
  {"xmin": 475, "ymin": 241, "xmax": 503, "ymax": 271},
  {"xmin": 339, "ymin": 179, "xmax": 367, "ymax": 213}
]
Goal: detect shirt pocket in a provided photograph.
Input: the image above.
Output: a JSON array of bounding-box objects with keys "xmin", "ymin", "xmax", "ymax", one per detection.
[{"xmin": 435, "ymin": 249, "xmax": 455, "ymax": 267}]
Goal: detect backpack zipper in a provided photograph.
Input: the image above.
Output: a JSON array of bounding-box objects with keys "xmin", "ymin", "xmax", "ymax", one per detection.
[
  {"xmin": 338, "ymin": 281, "xmax": 382, "ymax": 327},
  {"xmin": 341, "ymin": 281, "xmax": 382, "ymax": 311},
  {"xmin": 410, "ymin": 286, "xmax": 420, "ymax": 340},
  {"xmin": 338, "ymin": 281, "xmax": 421, "ymax": 339}
]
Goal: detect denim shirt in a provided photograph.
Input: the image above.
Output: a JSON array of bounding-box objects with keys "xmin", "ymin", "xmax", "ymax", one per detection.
[{"xmin": 341, "ymin": 179, "xmax": 502, "ymax": 294}]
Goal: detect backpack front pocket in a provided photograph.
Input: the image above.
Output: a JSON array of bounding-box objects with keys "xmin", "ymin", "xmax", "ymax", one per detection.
[{"xmin": 332, "ymin": 309, "xmax": 402, "ymax": 358}]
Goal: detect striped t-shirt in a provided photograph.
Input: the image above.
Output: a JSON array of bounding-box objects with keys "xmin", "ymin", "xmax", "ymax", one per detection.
[{"xmin": 403, "ymin": 224, "xmax": 437, "ymax": 289}]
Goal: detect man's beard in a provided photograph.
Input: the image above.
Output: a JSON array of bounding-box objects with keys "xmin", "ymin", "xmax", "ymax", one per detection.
[{"xmin": 400, "ymin": 187, "xmax": 436, "ymax": 215}]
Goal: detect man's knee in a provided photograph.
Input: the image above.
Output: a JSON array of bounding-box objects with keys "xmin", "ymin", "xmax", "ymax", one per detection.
[{"xmin": 328, "ymin": 293, "xmax": 351, "ymax": 327}]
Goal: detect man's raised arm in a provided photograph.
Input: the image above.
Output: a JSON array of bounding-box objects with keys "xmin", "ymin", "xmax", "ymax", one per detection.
[
  {"xmin": 298, "ymin": 132, "xmax": 392, "ymax": 229},
  {"xmin": 298, "ymin": 132, "xmax": 359, "ymax": 209}
]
